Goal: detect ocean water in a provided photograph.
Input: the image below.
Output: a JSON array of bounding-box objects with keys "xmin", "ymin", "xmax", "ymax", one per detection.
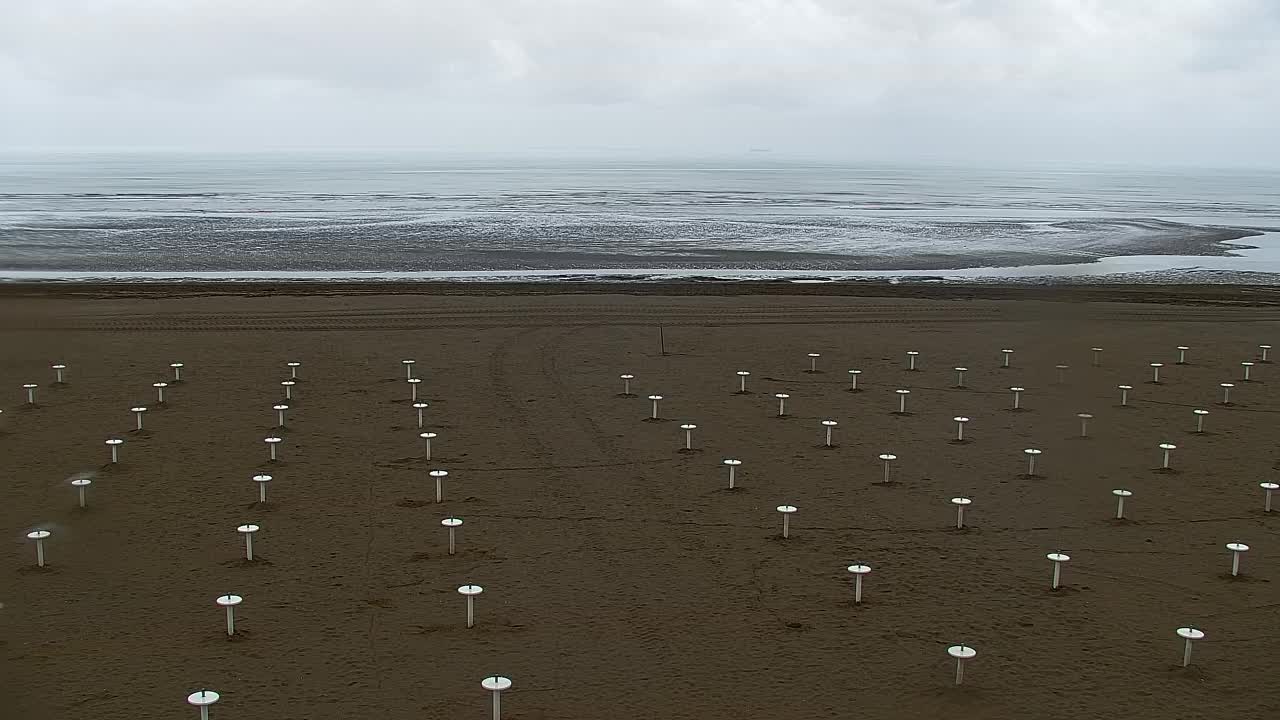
[{"xmin": 1, "ymin": 152, "xmax": 1278, "ymax": 282}]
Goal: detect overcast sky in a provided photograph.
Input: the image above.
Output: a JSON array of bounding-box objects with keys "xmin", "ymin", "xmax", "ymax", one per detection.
[{"xmin": 1, "ymin": 0, "xmax": 1277, "ymax": 166}]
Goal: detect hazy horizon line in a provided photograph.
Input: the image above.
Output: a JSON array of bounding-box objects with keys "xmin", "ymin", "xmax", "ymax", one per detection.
[{"xmin": 2, "ymin": 147, "xmax": 1278, "ymax": 173}]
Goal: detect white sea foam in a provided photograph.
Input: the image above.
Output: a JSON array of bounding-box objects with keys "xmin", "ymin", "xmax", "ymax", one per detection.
[{"xmin": 2, "ymin": 154, "xmax": 1278, "ymax": 282}]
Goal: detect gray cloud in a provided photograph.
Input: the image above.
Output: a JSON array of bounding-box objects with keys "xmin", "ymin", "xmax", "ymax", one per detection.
[{"xmin": 1, "ymin": 0, "xmax": 1277, "ymax": 164}]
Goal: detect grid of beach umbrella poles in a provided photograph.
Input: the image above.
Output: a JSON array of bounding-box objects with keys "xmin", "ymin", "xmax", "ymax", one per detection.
[{"xmin": 10, "ymin": 340, "xmax": 1278, "ymax": 718}]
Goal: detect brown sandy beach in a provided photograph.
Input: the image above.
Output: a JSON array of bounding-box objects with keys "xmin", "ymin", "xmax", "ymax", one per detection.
[{"xmin": 3, "ymin": 284, "xmax": 1279, "ymax": 719}]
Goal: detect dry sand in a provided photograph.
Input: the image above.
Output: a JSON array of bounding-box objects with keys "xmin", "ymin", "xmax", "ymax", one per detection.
[{"xmin": 3, "ymin": 285, "xmax": 1279, "ymax": 719}]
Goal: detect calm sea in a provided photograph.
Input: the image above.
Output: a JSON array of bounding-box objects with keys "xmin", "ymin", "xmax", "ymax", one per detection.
[{"xmin": 1, "ymin": 152, "xmax": 1278, "ymax": 280}]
